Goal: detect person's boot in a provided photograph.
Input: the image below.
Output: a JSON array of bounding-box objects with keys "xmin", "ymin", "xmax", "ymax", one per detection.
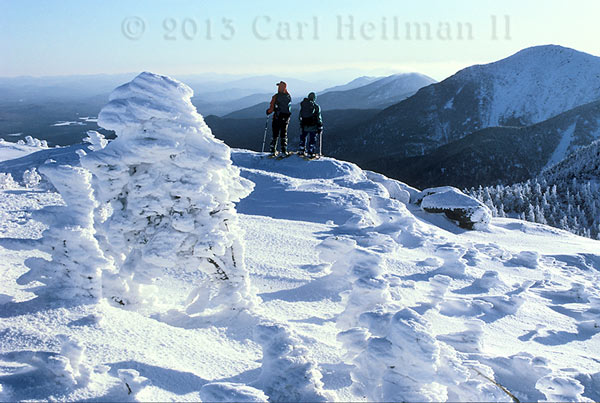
[{"xmin": 269, "ymin": 140, "xmax": 277, "ymax": 156}]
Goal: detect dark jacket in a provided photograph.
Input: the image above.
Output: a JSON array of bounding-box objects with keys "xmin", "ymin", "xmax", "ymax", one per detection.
[
  {"xmin": 299, "ymin": 98, "xmax": 322, "ymax": 132},
  {"xmin": 267, "ymin": 82, "xmax": 292, "ymax": 117}
]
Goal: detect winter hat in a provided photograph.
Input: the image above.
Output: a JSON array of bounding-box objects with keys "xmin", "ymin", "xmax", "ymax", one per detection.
[{"xmin": 276, "ymin": 81, "xmax": 287, "ymax": 93}]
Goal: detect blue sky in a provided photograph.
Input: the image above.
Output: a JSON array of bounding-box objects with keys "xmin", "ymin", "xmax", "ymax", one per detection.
[{"xmin": 1, "ymin": 0, "xmax": 600, "ymax": 81}]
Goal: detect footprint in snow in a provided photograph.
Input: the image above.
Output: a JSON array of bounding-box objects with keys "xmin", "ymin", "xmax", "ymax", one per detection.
[
  {"xmin": 435, "ymin": 242, "xmax": 468, "ymax": 260},
  {"xmin": 416, "ymin": 257, "xmax": 443, "ymax": 268},
  {"xmin": 396, "ymin": 229, "xmax": 426, "ymax": 249},
  {"xmin": 405, "ymin": 256, "xmax": 469, "ymax": 282},
  {"xmin": 536, "ymin": 374, "xmax": 588, "ymax": 402}
]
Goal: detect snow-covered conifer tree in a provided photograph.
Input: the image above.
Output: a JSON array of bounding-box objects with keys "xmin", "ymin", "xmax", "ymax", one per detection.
[
  {"xmin": 5, "ymin": 163, "xmax": 110, "ymax": 300},
  {"xmin": 80, "ymin": 72, "xmax": 256, "ymax": 315}
]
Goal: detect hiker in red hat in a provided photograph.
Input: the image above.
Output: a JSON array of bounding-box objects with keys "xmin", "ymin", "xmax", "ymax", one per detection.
[{"xmin": 266, "ymin": 81, "xmax": 292, "ymax": 156}]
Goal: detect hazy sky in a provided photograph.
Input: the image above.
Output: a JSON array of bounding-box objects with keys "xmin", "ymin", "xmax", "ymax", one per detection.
[{"xmin": 1, "ymin": 0, "xmax": 600, "ymax": 81}]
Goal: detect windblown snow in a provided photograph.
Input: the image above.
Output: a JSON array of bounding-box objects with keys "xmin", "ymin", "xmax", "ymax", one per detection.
[{"xmin": 1, "ymin": 73, "xmax": 599, "ymax": 402}]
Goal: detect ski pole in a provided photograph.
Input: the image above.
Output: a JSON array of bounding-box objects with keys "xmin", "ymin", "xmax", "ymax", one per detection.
[
  {"xmin": 319, "ymin": 128, "xmax": 323, "ymax": 156},
  {"xmin": 261, "ymin": 115, "xmax": 270, "ymax": 153}
]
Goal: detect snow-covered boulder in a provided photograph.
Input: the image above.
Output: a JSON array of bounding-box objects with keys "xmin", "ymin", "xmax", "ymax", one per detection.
[
  {"xmin": 418, "ymin": 187, "xmax": 491, "ymax": 230},
  {"xmin": 80, "ymin": 72, "xmax": 256, "ymax": 314}
]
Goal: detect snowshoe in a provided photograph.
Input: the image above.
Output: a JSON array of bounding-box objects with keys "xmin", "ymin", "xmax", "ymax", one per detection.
[
  {"xmin": 277, "ymin": 151, "xmax": 293, "ymax": 159},
  {"xmin": 267, "ymin": 151, "xmax": 279, "ymax": 158},
  {"xmin": 303, "ymin": 153, "xmax": 320, "ymax": 160}
]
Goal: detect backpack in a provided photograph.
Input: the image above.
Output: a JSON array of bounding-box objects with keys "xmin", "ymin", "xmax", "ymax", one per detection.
[
  {"xmin": 274, "ymin": 93, "xmax": 291, "ymax": 116},
  {"xmin": 300, "ymin": 98, "xmax": 318, "ymax": 126}
]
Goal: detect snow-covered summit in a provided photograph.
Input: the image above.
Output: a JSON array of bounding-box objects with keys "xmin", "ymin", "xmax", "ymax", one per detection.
[
  {"xmin": 320, "ymin": 75, "xmax": 381, "ymax": 93},
  {"xmin": 2, "ymin": 142, "xmax": 600, "ymax": 400},
  {"xmin": 461, "ymin": 44, "xmax": 600, "ymax": 126},
  {"xmin": 1, "ymin": 72, "xmax": 599, "ymax": 401}
]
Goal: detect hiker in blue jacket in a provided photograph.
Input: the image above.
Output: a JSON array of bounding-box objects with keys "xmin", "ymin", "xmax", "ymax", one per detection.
[{"xmin": 298, "ymin": 92, "xmax": 322, "ymax": 157}]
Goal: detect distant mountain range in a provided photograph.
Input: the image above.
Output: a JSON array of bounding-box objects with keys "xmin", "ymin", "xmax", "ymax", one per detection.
[
  {"xmin": 320, "ymin": 76, "xmax": 380, "ymax": 93},
  {"xmin": 190, "ymin": 75, "xmax": 333, "ymax": 116},
  {"xmin": 0, "ymin": 73, "xmax": 351, "ymax": 145},
  {"xmin": 315, "ymin": 73, "xmax": 436, "ymax": 111},
  {"xmin": 326, "ymin": 45, "xmax": 600, "ymax": 188},
  {"xmin": 4, "ymin": 45, "xmax": 600, "ymax": 194},
  {"xmin": 222, "ymin": 73, "xmax": 436, "ymax": 119}
]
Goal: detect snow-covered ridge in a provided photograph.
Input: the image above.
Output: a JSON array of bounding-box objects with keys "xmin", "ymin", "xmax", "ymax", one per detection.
[{"xmin": 232, "ymin": 150, "xmax": 600, "ymax": 401}]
